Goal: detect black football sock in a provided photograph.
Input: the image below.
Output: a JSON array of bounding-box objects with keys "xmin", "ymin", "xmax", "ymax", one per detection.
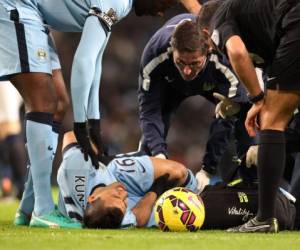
[{"xmin": 256, "ymin": 130, "xmax": 285, "ymax": 221}]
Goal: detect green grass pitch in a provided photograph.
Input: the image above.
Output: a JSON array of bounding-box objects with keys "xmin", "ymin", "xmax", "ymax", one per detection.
[{"xmin": 0, "ymin": 190, "xmax": 300, "ymax": 250}]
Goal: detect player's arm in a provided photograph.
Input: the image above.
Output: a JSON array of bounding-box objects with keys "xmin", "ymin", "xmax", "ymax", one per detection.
[
  {"xmin": 86, "ymin": 27, "xmax": 110, "ymax": 122},
  {"xmin": 138, "ymin": 74, "xmax": 168, "ymax": 158},
  {"xmin": 131, "ymin": 192, "xmax": 158, "ymax": 227},
  {"xmin": 180, "ymin": 0, "xmax": 201, "ymax": 14},
  {"xmin": 132, "ymin": 172, "xmax": 179, "ymax": 227},
  {"xmin": 71, "ymin": 16, "xmax": 109, "ymax": 123},
  {"xmin": 225, "ymin": 36, "xmax": 262, "ymax": 98},
  {"xmin": 71, "ymin": 16, "xmax": 110, "ymax": 167},
  {"xmin": 225, "ymin": 36, "xmax": 264, "ymax": 136},
  {"xmin": 201, "ymin": 118, "xmax": 235, "ymax": 174},
  {"xmin": 209, "ymin": 0, "xmax": 261, "ymax": 98},
  {"xmin": 86, "ymin": 38, "xmax": 110, "ymax": 156}
]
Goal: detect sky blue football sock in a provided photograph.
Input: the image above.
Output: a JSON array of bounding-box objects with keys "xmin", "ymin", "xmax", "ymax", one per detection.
[
  {"xmin": 18, "ymin": 165, "xmax": 34, "ymax": 215},
  {"xmin": 19, "ymin": 121, "xmax": 62, "ymax": 216},
  {"xmin": 183, "ymin": 169, "xmax": 198, "ymax": 192},
  {"xmin": 25, "ymin": 112, "xmax": 55, "ymax": 216},
  {"xmin": 18, "ymin": 130, "xmax": 34, "ymax": 215}
]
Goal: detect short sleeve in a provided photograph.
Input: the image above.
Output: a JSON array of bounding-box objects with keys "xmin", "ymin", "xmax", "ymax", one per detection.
[{"xmin": 211, "ymin": 0, "xmax": 242, "ymax": 52}]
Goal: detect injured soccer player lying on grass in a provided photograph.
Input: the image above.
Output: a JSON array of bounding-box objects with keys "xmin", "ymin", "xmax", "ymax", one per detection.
[
  {"xmin": 56, "ymin": 132, "xmax": 296, "ymax": 231},
  {"xmin": 56, "ymin": 131, "xmax": 198, "ymax": 229}
]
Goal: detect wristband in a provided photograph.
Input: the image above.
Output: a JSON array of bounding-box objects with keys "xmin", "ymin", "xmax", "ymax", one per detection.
[{"xmin": 248, "ymin": 91, "xmax": 264, "ymax": 103}]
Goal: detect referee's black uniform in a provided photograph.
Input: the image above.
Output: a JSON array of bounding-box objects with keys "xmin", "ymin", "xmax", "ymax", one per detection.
[{"xmin": 211, "ymin": 0, "xmax": 300, "ymax": 231}]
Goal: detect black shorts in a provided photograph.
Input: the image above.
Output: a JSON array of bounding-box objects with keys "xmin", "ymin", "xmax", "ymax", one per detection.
[{"xmin": 267, "ymin": 3, "xmax": 300, "ymax": 91}]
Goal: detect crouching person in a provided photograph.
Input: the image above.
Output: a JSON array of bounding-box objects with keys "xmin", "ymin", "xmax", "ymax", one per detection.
[{"xmin": 57, "ymin": 132, "xmax": 197, "ymax": 229}]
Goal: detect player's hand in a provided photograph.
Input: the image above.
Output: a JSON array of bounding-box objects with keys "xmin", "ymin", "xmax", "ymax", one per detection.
[
  {"xmin": 246, "ymin": 145, "xmax": 258, "ymax": 168},
  {"xmin": 213, "ymin": 92, "xmax": 241, "ymax": 119},
  {"xmin": 73, "ymin": 122, "xmax": 99, "ymax": 169},
  {"xmin": 149, "ymin": 174, "xmax": 177, "ymax": 197},
  {"xmin": 195, "ymin": 168, "xmax": 211, "ymax": 193},
  {"xmin": 245, "ymin": 100, "xmax": 264, "ymax": 137},
  {"xmin": 88, "ymin": 119, "xmax": 105, "ymax": 156}
]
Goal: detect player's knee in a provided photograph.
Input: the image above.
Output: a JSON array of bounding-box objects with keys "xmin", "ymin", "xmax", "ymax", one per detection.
[
  {"xmin": 259, "ymin": 95, "xmax": 297, "ymax": 130},
  {"xmin": 259, "ymin": 110, "xmax": 290, "ymax": 131}
]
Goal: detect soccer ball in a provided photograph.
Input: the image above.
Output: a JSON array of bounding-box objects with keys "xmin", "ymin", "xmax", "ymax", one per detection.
[{"xmin": 154, "ymin": 187, "xmax": 205, "ymax": 232}]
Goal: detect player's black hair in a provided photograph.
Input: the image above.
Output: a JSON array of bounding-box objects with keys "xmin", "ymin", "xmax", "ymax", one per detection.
[
  {"xmin": 83, "ymin": 199, "xmax": 124, "ymax": 229},
  {"xmin": 197, "ymin": 0, "xmax": 223, "ymax": 33},
  {"xmin": 170, "ymin": 20, "xmax": 210, "ymax": 55}
]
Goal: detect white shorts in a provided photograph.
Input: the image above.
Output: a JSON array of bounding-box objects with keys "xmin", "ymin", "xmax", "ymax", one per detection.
[
  {"xmin": 0, "ymin": 81, "xmax": 23, "ymax": 123},
  {"xmin": 0, "ymin": 5, "xmax": 60, "ymax": 81}
]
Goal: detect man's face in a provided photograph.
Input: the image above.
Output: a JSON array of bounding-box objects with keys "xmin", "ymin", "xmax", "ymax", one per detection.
[
  {"xmin": 173, "ymin": 49, "xmax": 207, "ymax": 81},
  {"xmin": 135, "ymin": 0, "xmax": 178, "ymax": 16},
  {"xmin": 88, "ymin": 182, "xmax": 128, "ymax": 215}
]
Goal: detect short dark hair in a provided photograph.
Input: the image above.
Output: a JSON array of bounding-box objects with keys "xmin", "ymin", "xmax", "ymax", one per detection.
[
  {"xmin": 83, "ymin": 199, "xmax": 124, "ymax": 229},
  {"xmin": 170, "ymin": 20, "xmax": 210, "ymax": 55},
  {"xmin": 197, "ymin": 0, "xmax": 223, "ymax": 33}
]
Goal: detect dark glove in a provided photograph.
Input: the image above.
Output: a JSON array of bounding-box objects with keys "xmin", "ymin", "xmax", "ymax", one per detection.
[
  {"xmin": 73, "ymin": 122, "xmax": 99, "ymax": 169},
  {"xmin": 88, "ymin": 119, "xmax": 106, "ymax": 156},
  {"xmin": 149, "ymin": 174, "xmax": 178, "ymax": 197}
]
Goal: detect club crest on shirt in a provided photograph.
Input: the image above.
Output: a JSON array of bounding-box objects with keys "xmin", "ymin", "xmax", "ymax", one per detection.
[{"xmin": 37, "ymin": 48, "xmax": 47, "ymax": 61}]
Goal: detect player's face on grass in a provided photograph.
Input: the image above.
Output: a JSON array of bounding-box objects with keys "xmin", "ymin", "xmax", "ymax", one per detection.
[
  {"xmin": 88, "ymin": 182, "xmax": 128, "ymax": 215},
  {"xmin": 173, "ymin": 49, "xmax": 207, "ymax": 81}
]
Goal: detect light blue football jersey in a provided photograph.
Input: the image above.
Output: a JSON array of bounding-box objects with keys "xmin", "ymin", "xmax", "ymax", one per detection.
[
  {"xmin": 11, "ymin": 0, "xmax": 134, "ymax": 31},
  {"xmin": 57, "ymin": 146, "xmax": 155, "ymax": 227},
  {"xmin": 57, "ymin": 146, "xmax": 117, "ymax": 221}
]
